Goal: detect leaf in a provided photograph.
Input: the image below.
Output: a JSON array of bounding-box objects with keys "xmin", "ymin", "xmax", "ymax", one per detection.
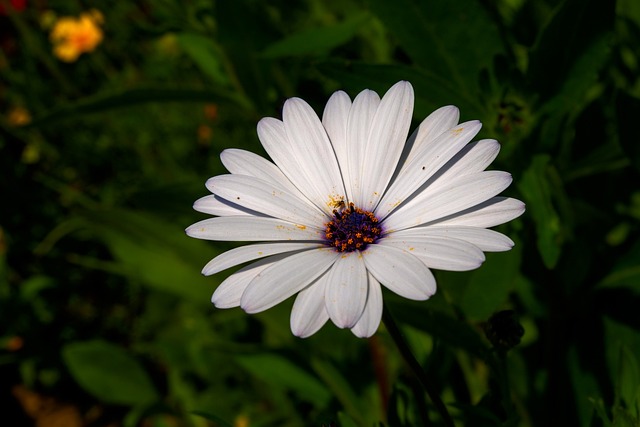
[
  {"xmin": 191, "ymin": 411, "xmax": 234, "ymax": 427},
  {"xmin": 261, "ymin": 13, "xmax": 369, "ymax": 58},
  {"xmin": 26, "ymin": 87, "xmax": 248, "ymax": 128},
  {"xmin": 599, "ymin": 238, "xmax": 640, "ymax": 290},
  {"xmin": 387, "ymin": 299, "xmax": 487, "ymax": 359},
  {"xmin": 235, "ymin": 353, "xmax": 331, "ymax": 406},
  {"xmin": 517, "ymin": 155, "xmax": 563, "ymax": 268},
  {"xmin": 460, "ymin": 247, "xmax": 521, "ymax": 321},
  {"xmin": 62, "ymin": 340, "xmax": 158, "ymax": 406},
  {"xmin": 311, "ymin": 358, "xmax": 367, "ymax": 426},
  {"xmin": 528, "ymin": 0, "xmax": 615, "ymax": 99},
  {"xmin": 317, "ymin": 61, "xmax": 485, "ymax": 119},
  {"xmin": 176, "ymin": 33, "xmax": 230, "ymax": 86},
  {"xmin": 77, "ymin": 208, "xmax": 219, "ymax": 303},
  {"xmin": 368, "ymin": 0, "xmax": 504, "ymax": 96},
  {"xmin": 616, "ymin": 92, "xmax": 640, "ymax": 173}
]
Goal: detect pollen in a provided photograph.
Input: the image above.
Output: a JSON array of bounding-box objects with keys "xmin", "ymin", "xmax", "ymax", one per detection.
[{"xmin": 325, "ymin": 203, "xmax": 382, "ymax": 252}]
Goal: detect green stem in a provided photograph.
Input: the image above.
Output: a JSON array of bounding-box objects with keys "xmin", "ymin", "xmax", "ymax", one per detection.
[{"xmin": 382, "ymin": 306, "xmax": 455, "ymax": 427}]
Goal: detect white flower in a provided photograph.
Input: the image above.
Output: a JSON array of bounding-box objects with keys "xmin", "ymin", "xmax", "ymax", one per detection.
[{"xmin": 186, "ymin": 81, "xmax": 525, "ymax": 338}]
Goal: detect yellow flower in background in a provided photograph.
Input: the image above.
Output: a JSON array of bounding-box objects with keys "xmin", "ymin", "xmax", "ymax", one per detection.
[{"xmin": 50, "ymin": 10, "xmax": 103, "ymax": 62}]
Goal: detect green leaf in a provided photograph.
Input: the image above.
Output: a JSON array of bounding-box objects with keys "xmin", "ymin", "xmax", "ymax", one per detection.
[
  {"xmin": 191, "ymin": 411, "xmax": 234, "ymax": 427},
  {"xmin": 529, "ymin": 0, "xmax": 615, "ymax": 99},
  {"xmin": 387, "ymin": 299, "xmax": 487, "ymax": 359},
  {"xmin": 236, "ymin": 353, "xmax": 331, "ymax": 406},
  {"xmin": 317, "ymin": 61, "xmax": 485, "ymax": 119},
  {"xmin": 518, "ymin": 155, "xmax": 563, "ymax": 268},
  {"xmin": 261, "ymin": 13, "xmax": 369, "ymax": 58},
  {"xmin": 460, "ymin": 247, "xmax": 521, "ymax": 321},
  {"xmin": 176, "ymin": 33, "xmax": 230, "ymax": 86},
  {"xmin": 311, "ymin": 358, "xmax": 367, "ymax": 426},
  {"xmin": 77, "ymin": 208, "xmax": 219, "ymax": 303},
  {"xmin": 26, "ymin": 87, "xmax": 247, "ymax": 128},
  {"xmin": 369, "ymin": 0, "xmax": 504, "ymax": 96},
  {"xmin": 599, "ymin": 239, "xmax": 640, "ymax": 290},
  {"xmin": 617, "ymin": 92, "xmax": 640, "ymax": 173},
  {"xmin": 62, "ymin": 340, "xmax": 158, "ymax": 406}
]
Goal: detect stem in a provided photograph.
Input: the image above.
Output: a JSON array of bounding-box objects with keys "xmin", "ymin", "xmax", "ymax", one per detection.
[{"xmin": 382, "ymin": 306, "xmax": 455, "ymax": 427}]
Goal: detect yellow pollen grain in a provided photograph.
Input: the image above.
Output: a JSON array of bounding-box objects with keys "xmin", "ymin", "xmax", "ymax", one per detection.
[
  {"xmin": 451, "ymin": 127, "xmax": 464, "ymax": 136},
  {"xmin": 295, "ymin": 224, "xmax": 306, "ymax": 230}
]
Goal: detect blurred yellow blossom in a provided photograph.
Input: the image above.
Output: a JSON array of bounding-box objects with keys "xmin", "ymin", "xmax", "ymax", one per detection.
[
  {"xmin": 49, "ymin": 10, "xmax": 104, "ymax": 62},
  {"xmin": 7, "ymin": 106, "xmax": 31, "ymax": 126}
]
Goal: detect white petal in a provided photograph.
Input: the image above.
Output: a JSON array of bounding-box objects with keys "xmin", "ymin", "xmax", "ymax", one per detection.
[
  {"xmin": 346, "ymin": 89, "xmax": 380, "ymax": 206},
  {"xmin": 290, "ymin": 275, "xmax": 330, "ymax": 338},
  {"xmin": 384, "ymin": 171, "xmax": 513, "ymax": 232},
  {"xmin": 377, "ymin": 120, "xmax": 482, "ymax": 219},
  {"xmin": 351, "ymin": 272, "xmax": 383, "ymax": 338},
  {"xmin": 379, "ymin": 235, "xmax": 485, "ymax": 271},
  {"xmin": 220, "ymin": 148, "xmax": 306, "ymax": 198},
  {"xmin": 202, "ymin": 242, "xmax": 322, "ymax": 276},
  {"xmin": 241, "ymin": 248, "xmax": 339, "ymax": 313},
  {"xmin": 324, "ymin": 252, "xmax": 368, "ymax": 329},
  {"xmin": 362, "ymin": 244, "xmax": 436, "ymax": 300},
  {"xmin": 211, "ymin": 255, "xmax": 283, "ymax": 308},
  {"xmin": 185, "ymin": 216, "xmax": 323, "ymax": 241},
  {"xmin": 282, "ymin": 98, "xmax": 346, "ymax": 211},
  {"xmin": 432, "ymin": 139, "xmax": 501, "ymax": 182},
  {"xmin": 193, "ymin": 194, "xmax": 254, "ymax": 216},
  {"xmin": 206, "ymin": 174, "xmax": 327, "ymax": 227},
  {"xmin": 360, "ymin": 81, "xmax": 414, "ymax": 211},
  {"xmin": 322, "ymin": 91, "xmax": 353, "ymax": 200},
  {"xmin": 395, "ymin": 225, "xmax": 514, "ymax": 252},
  {"xmin": 434, "ymin": 197, "xmax": 526, "ymax": 228},
  {"xmin": 400, "ymin": 105, "xmax": 460, "ymax": 168}
]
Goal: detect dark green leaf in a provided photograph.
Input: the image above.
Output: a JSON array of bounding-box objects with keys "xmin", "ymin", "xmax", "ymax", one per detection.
[
  {"xmin": 617, "ymin": 92, "xmax": 640, "ymax": 172},
  {"xmin": 62, "ymin": 340, "xmax": 158, "ymax": 406},
  {"xmin": 176, "ymin": 33, "xmax": 230, "ymax": 86},
  {"xmin": 27, "ymin": 88, "xmax": 248, "ymax": 128},
  {"xmin": 261, "ymin": 13, "xmax": 369, "ymax": 58},
  {"xmin": 517, "ymin": 155, "xmax": 563, "ymax": 268},
  {"xmin": 369, "ymin": 0, "xmax": 504, "ymax": 96},
  {"xmin": 236, "ymin": 353, "xmax": 331, "ymax": 405},
  {"xmin": 460, "ymin": 248, "xmax": 522, "ymax": 321},
  {"xmin": 77, "ymin": 208, "xmax": 218, "ymax": 303},
  {"xmin": 529, "ymin": 0, "xmax": 615, "ymax": 98}
]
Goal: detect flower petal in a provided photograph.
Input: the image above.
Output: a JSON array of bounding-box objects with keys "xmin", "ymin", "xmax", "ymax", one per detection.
[
  {"xmin": 322, "ymin": 90, "xmax": 353, "ymax": 200},
  {"xmin": 241, "ymin": 248, "xmax": 339, "ymax": 313},
  {"xmin": 202, "ymin": 242, "xmax": 322, "ymax": 276},
  {"xmin": 325, "ymin": 252, "xmax": 368, "ymax": 329},
  {"xmin": 360, "ymin": 81, "xmax": 414, "ymax": 211},
  {"xmin": 376, "ymin": 120, "xmax": 481, "ymax": 219},
  {"xmin": 379, "ymin": 234, "xmax": 485, "ymax": 271},
  {"xmin": 220, "ymin": 148, "xmax": 306, "ymax": 197},
  {"xmin": 211, "ymin": 255, "xmax": 284, "ymax": 308},
  {"xmin": 399, "ymin": 105, "xmax": 460, "ymax": 168},
  {"xmin": 193, "ymin": 194, "xmax": 254, "ymax": 216},
  {"xmin": 351, "ymin": 272, "xmax": 383, "ymax": 338},
  {"xmin": 290, "ymin": 275, "xmax": 330, "ymax": 338},
  {"xmin": 206, "ymin": 174, "xmax": 327, "ymax": 227},
  {"xmin": 431, "ymin": 139, "xmax": 500, "ymax": 181},
  {"xmin": 362, "ymin": 244, "xmax": 436, "ymax": 300},
  {"xmin": 434, "ymin": 197, "xmax": 526, "ymax": 228},
  {"xmin": 346, "ymin": 89, "xmax": 380, "ymax": 206},
  {"xmin": 384, "ymin": 171, "xmax": 513, "ymax": 232},
  {"xmin": 186, "ymin": 216, "xmax": 323, "ymax": 241},
  {"xmin": 281, "ymin": 98, "xmax": 346, "ymax": 210},
  {"xmin": 395, "ymin": 225, "xmax": 514, "ymax": 252}
]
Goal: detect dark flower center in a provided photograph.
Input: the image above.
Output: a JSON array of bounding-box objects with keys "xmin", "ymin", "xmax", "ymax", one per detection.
[{"xmin": 325, "ymin": 203, "xmax": 382, "ymax": 252}]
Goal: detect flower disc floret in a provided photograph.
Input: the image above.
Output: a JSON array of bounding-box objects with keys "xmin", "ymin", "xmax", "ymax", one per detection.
[{"xmin": 325, "ymin": 203, "xmax": 382, "ymax": 252}]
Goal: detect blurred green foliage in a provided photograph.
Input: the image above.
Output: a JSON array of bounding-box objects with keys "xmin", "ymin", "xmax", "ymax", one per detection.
[{"xmin": 1, "ymin": 0, "xmax": 640, "ymax": 426}]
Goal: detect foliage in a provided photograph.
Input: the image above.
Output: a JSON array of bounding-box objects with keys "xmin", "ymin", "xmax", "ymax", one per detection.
[{"xmin": 1, "ymin": 0, "xmax": 639, "ymax": 426}]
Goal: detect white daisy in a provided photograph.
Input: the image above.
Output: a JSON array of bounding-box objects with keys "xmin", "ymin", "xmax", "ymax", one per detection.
[{"xmin": 186, "ymin": 81, "xmax": 525, "ymax": 338}]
